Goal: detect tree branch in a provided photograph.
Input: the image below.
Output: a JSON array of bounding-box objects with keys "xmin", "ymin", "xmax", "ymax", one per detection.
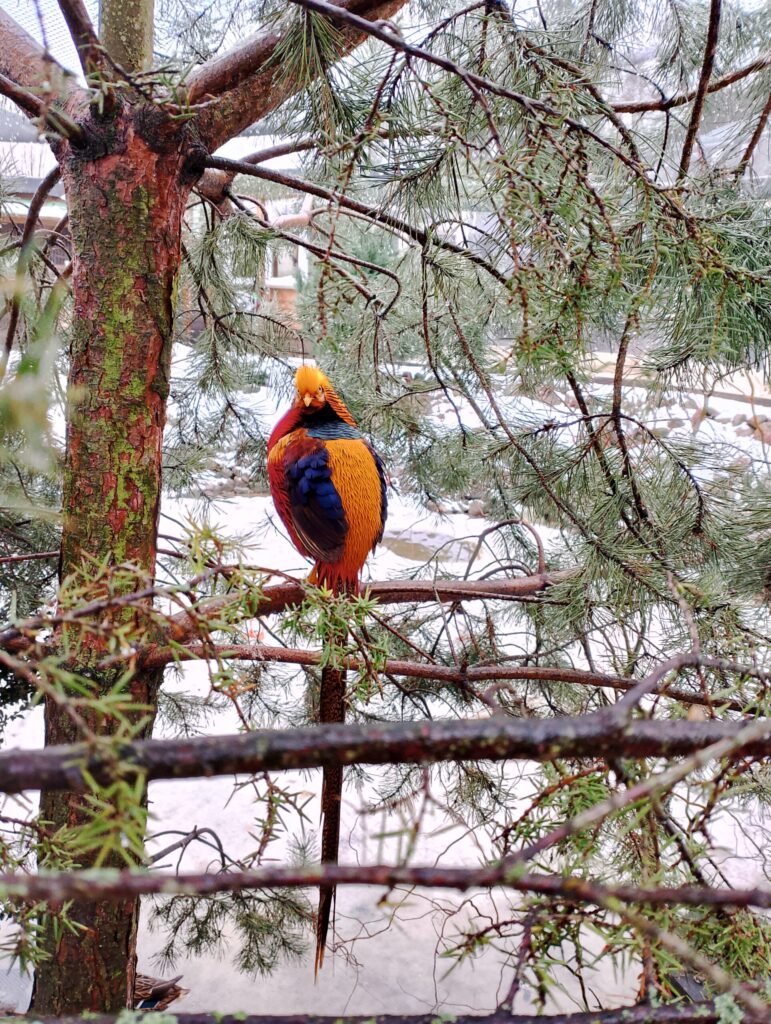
[
  {"xmin": 0, "ymin": 1005, "xmax": 740, "ymax": 1024},
  {"xmin": 0, "ymin": 714, "xmax": 767, "ymax": 794},
  {"xmin": 55, "ymin": 0, "xmax": 105, "ymax": 76},
  {"xmin": 163, "ymin": 572, "xmax": 565, "ymax": 642},
  {"xmin": 735, "ymin": 90, "xmax": 771, "ymax": 178},
  {"xmin": 0, "ymin": 865, "xmax": 769, "ymax": 911},
  {"xmin": 0, "ymin": 70, "xmax": 85, "ymax": 141},
  {"xmin": 269, "ymin": 0, "xmax": 650, "ymax": 181},
  {"xmin": 203, "ymin": 155, "xmax": 511, "ymax": 286},
  {"xmin": 0, "ymin": 166, "xmax": 62, "ymax": 380},
  {"xmin": 677, "ymin": 0, "xmax": 722, "ymax": 179},
  {"xmin": 140, "ymin": 643, "xmax": 760, "ymax": 713},
  {"xmin": 612, "ymin": 54, "xmax": 771, "ymax": 114},
  {"xmin": 0, "ymin": 70, "xmax": 46, "ymax": 117},
  {"xmin": 0, "ymin": 550, "xmax": 59, "ymax": 564},
  {"xmin": 197, "ymin": 139, "xmax": 321, "ymax": 206},
  {"xmin": 188, "ymin": 0, "xmax": 410, "ymax": 150},
  {"xmin": 0, "ymin": 571, "xmax": 567, "ymax": 657},
  {"xmin": 0, "ymin": 571, "xmax": 564, "ymax": 655},
  {"xmin": 100, "ymin": 0, "xmax": 154, "ymax": 72}
]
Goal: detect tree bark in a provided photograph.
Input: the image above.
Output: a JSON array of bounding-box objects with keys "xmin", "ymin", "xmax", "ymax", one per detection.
[
  {"xmin": 32, "ymin": 103, "xmax": 195, "ymax": 1014},
  {"xmin": 99, "ymin": 0, "xmax": 155, "ymax": 72}
]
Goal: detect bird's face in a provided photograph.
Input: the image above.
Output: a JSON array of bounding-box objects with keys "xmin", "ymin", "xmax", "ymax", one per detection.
[{"xmin": 294, "ymin": 366, "xmax": 329, "ymax": 411}]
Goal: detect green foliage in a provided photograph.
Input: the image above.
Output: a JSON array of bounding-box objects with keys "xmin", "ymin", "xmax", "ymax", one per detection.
[{"xmin": 150, "ymin": 890, "xmax": 309, "ymax": 978}]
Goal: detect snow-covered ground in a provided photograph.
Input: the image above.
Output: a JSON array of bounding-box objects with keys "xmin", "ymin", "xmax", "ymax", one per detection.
[
  {"xmin": 1, "ymin": 380, "xmax": 769, "ymax": 1013},
  {"xmin": 0, "ymin": 489, "xmax": 638, "ymax": 1015}
]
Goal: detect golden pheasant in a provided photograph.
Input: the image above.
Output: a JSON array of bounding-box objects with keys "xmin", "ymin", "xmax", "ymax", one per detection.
[{"xmin": 267, "ymin": 365, "xmax": 387, "ymax": 970}]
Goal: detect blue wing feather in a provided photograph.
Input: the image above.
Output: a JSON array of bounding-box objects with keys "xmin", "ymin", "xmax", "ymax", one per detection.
[{"xmin": 285, "ymin": 444, "xmax": 348, "ymax": 562}]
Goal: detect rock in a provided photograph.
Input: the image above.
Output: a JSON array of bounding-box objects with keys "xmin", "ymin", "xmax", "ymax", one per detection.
[
  {"xmin": 753, "ymin": 421, "xmax": 771, "ymax": 444},
  {"xmin": 747, "ymin": 414, "xmax": 769, "ymax": 429},
  {"xmin": 735, "ymin": 426, "xmax": 754, "ymax": 436},
  {"xmin": 690, "ymin": 409, "xmax": 707, "ymax": 431},
  {"xmin": 467, "ymin": 499, "xmax": 486, "ymax": 518},
  {"xmin": 667, "ymin": 418, "xmax": 685, "ymax": 428},
  {"xmin": 732, "ymin": 413, "xmax": 747, "ymax": 426}
]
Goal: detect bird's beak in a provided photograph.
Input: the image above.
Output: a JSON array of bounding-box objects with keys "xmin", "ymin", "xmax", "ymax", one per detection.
[{"xmin": 303, "ymin": 394, "xmax": 312, "ymax": 407}]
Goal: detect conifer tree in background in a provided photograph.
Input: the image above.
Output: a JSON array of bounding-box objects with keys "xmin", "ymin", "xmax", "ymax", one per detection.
[{"xmin": 0, "ymin": 0, "xmax": 769, "ymax": 1017}]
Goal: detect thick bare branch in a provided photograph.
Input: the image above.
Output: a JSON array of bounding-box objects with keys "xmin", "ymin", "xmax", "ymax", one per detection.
[
  {"xmin": 101, "ymin": 0, "xmax": 154, "ymax": 72},
  {"xmin": 188, "ymin": 0, "xmax": 410, "ymax": 149},
  {"xmin": 0, "ymin": 714, "xmax": 768, "ymax": 794}
]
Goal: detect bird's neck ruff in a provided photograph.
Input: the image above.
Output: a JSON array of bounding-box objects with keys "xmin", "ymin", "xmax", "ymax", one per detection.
[
  {"xmin": 267, "ymin": 394, "xmax": 358, "ymax": 451},
  {"xmin": 323, "ymin": 384, "xmax": 357, "ymax": 427}
]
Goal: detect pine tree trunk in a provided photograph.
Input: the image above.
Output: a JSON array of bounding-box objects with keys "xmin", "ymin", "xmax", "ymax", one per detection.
[{"xmin": 32, "ymin": 106, "xmax": 194, "ymax": 1013}]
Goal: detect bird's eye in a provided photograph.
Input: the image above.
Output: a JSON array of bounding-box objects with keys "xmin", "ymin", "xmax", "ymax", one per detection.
[{"xmin": 317, "ymin": 387, "xmax": 325, "ymax": 399}]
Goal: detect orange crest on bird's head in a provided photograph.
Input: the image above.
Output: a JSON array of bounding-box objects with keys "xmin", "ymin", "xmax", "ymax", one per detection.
[
  {"xmin": 293, "ymin": 365, "xmax": 357, "ymax": 426},
  {"xmin": 294, "ymin": 365, "xmax": 330, "ymax": 411}
]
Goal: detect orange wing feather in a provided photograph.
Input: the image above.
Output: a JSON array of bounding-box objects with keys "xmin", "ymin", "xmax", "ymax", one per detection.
[{"xmin": 310, "ymin": 439, "xmax": 384, "ymax": 591}]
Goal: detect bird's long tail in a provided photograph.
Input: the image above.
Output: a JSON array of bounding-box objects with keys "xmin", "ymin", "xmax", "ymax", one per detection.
[{"xmin": 316, "ymin": 659, "xmax": 345, "ymax": 973}]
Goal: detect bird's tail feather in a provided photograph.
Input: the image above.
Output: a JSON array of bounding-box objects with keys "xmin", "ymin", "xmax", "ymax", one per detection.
[{"xmin": 315, "ymin": 661, "xmax": 346, "ymax": 974}]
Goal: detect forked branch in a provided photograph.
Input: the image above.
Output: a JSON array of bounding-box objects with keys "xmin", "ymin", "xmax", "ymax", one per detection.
[{"xmin": 613, "ymin": 54, "xmax": 771, "ymax": 114}]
